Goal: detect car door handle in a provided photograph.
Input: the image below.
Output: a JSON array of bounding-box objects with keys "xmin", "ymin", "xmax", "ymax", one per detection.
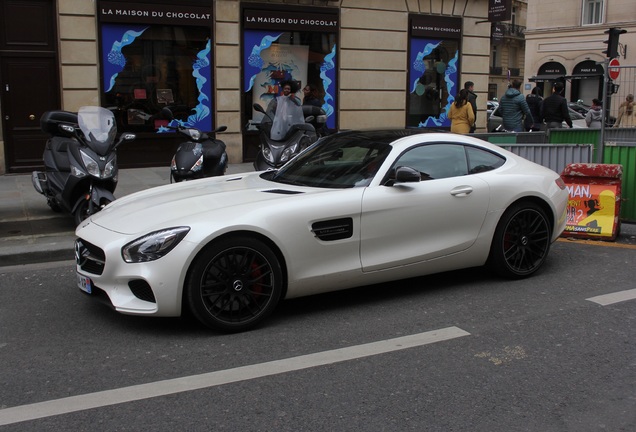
[{"xmin": 450, "ymin": 186, "xmax": 473, "ymax": 196}]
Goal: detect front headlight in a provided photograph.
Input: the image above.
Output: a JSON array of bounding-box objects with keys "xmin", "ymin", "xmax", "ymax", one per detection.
[
  {"xmin": 80, "ymin": 150, "xmax": 100, "ymax": 178},
  {"xmin": 190, "ymin": 155, "xmax": 204, "ymax": 172},
  {"xmin": 262, "ymin": 146, "xmax": 273, "ymax": 163},
  {"xmin": 103, "ymin": 159, "xmax": 116, "ymax": 178},
  {"xmin": 122, "ymin": 227, "xmax": 190, "ymax": 263},
  {"xmin": 281, "ymin": 144, "xmax": 298, "ymax": 162}
]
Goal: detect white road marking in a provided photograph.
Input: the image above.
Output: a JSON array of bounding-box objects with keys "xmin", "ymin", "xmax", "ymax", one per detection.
[
  {"xmin": 0, "ymin": 326, "xmax": 469, "ymax": 426},
  {"xmin": 587, "ymin": 288, "xmax": 636, "ymax": 306}
]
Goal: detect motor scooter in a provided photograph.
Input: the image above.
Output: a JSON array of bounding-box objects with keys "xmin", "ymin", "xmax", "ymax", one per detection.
[
  {"xmin": 252, "ymin": 103, "xmax": 318, "ymax": 171},
  {"xmin": 161, "ymin": 107, "xmax": 228, "ymax": 182},
  {"xmin": 32, "ymin": 106, "xmax": 135, "ymax": 225}
]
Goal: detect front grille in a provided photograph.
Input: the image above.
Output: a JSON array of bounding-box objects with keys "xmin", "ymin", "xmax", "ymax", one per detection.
[
  {"xmin": 128, "ymin": 279, "xmax": 156, "ymax": 303},
  {"xmin": 75, "ymin": 239, "xmax": 106, "ymax": 275}
]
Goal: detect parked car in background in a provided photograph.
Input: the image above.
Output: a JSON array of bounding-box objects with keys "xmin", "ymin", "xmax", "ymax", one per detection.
[
  {"xmin": 487, "ymin": 100, "xmax": 499, "ymax": 119},
  {"xmin": 568, "ymin": 101, "xmax": 616, "ymax": 127},
  {"xmin": 487, "ymin": 105, "xmax": 587, "ymax": 132}
]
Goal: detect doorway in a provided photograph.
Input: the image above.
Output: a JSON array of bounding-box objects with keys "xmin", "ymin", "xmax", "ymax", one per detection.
[{"xmin": 0, "ymin": 0, "xmax": 60, "ymax": 173}]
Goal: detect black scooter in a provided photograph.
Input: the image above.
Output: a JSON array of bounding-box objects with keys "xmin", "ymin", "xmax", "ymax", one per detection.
[
  {"xmin": 32, "ymin": 106, "xmax": 135, "ymax": 225},
  {"xmin": 162, "ymin": 107, "xmax": 228, "ymax": 182},
  {"xmin": 252, "ymin": 103, "xmax": 319, "ymax": 171}
]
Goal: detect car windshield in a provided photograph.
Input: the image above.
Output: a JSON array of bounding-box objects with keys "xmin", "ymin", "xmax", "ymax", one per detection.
[{"xmin": 266, "ymin": 132, "xmax": 398, "ymax": 188}]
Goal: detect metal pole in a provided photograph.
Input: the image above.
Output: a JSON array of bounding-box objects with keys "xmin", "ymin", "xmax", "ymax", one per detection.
[{"xmin": 598, "ymin": 58, "xmax": 609, "ymax": 163}]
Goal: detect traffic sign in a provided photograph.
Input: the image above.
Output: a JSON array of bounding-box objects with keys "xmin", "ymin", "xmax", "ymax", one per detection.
[{"xmin": 609, "ymin": 58, "xmax": 620, "ymax": 80}]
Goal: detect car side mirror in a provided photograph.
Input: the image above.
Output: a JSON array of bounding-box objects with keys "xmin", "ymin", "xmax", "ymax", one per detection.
[{"xmin": 394, "ymin": 166, "xmax": 421, "ymax": 183}]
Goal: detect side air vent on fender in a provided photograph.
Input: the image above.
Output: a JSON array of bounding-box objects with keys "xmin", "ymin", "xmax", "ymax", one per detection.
[{"xmin": 311, "ymin": 218, "xmax": 353, "ymax": 241}]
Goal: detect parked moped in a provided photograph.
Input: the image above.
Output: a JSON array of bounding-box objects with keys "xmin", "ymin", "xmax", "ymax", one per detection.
[
  {"xmin": 32, "ymin": 106, "xmax": 135, "ymax": 225},
  {"xmin": 162, "ymin": 107, "xmax": 228, "ymax": 182},
  {"xmin": 252, "ymin": 103, "xmax": 319, "ymax": 171}
]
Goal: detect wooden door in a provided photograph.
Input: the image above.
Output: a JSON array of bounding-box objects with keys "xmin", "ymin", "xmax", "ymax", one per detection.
[{"xmin": 0, "ymin": 0, "xmax": 60, "ymax": 173}]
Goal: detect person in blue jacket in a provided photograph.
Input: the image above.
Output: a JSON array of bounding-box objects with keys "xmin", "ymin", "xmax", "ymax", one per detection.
[{"xmin": 499, "ymin": 79, "xmax": 533, "ymax": 132}]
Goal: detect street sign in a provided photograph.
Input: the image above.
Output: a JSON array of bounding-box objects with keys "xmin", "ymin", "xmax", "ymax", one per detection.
[{"xmin": 609, "ymin": 58, "xmax": 621, "ymax": 80}]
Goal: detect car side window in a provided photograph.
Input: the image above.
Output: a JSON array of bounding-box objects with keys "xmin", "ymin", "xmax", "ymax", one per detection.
[
  {"xmin": 392, "ymin": 144, "xmax": 468, "ymax": 180},
  {"xmin": 466, "ymin": 146, "xmax": 505, "ymax": 174}
]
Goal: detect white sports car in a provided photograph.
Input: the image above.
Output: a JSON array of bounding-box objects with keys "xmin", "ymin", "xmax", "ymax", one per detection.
[{"xmin": 75, "ymin": 130, "xmax": 568, "ymax": 332}]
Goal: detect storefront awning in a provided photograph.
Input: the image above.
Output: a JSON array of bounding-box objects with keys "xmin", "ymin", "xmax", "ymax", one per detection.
[
  {"xmin": 564, "ymin": 73, "xmax": 603, "ymax": 80},
  {"xmin": 529, "ymin": 74, "xmax": 564, "ymax": 82}
]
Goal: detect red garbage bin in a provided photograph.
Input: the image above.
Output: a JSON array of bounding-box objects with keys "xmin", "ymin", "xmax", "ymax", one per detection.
[{"xmin": 561, "ymin": 163, "xmax": 622, "ymax": 241}]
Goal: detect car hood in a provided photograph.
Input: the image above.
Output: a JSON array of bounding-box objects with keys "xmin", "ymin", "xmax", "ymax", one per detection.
[{"xmin": 87, "ymin": 172, "xmax": 310, "ymax": 234}]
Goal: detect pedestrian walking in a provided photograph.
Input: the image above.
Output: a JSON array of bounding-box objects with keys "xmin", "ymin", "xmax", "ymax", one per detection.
[
  {"xmin": 464, "ymin": 81, "xmax": 478, "ymax": 133},
  {"xmin": 585, "ymin": 98, "xmax": 603, "ymax": 128},
  {"xmin": 541, "ymin": 82, "xmax": 572, "ymax": 129},
  {"xmin": 525, "ymin": 87, "xmax": 544, "ymax": 131},
  {"xmin": 614, "ymin": 94, "xmax": 636, "ymax": 128},
  {"xmin": 449, "ymin": 89, "xmax": 475, "ymax": 134},
  {"xmin": 499, "ymin": 79, "xmax": 533, "ymax": 132}
]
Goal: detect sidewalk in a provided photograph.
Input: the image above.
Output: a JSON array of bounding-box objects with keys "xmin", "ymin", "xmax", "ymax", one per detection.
[{"xmin": 0, "ymin": 163, "xmax": 252, "ymax": 267}]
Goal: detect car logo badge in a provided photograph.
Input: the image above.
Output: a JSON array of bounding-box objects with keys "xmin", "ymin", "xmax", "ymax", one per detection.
[{"xmin": 233, "ymin": 280, "xmax": 244, "ymax": 292}]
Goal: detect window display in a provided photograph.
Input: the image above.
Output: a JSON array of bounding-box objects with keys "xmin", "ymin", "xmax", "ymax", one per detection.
[{"xmin": 407, "ymin": 15, "xmax": 462, "ymax": 129}]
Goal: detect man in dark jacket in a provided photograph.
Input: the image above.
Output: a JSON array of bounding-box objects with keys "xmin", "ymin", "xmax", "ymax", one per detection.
[
  {"xmin": 541, "ymin": 82, "xmax": 572, "ymax": 129},
  {"xmin": 499, "ymin": 79, "xmax": 533, "ymax": 132},
  {"xmin": 464, "ymin": 81, "xmax": 477, "ymax": 133}
]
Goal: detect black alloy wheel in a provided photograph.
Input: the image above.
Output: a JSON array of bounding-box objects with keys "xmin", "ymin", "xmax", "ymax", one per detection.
[
  {"xmin": 488, "ymin": 202, "xmax": 552, "ymax": 279},
  {"xmin": 186, "ymin": 236, "xmax": 283, "ymax": 332}
]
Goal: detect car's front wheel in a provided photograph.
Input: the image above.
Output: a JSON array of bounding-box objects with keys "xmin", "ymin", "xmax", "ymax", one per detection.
[
  {"xmin": 186, "ymin": 236, "xmax": 283, "ymax": 332},
  {"xmin": 488, "ymin": 202, "xmax": 552, "ymax": 279}
]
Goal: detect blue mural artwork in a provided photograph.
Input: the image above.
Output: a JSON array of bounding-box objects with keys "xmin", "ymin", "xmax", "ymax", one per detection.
[
  {"xmin": 319, "ymin": 45, "xmax": 337, "ymax": 129},
  {"xmin": 161, "ymin": 39, "xmax": 213, "ymax": 132},
  {"xmin": 102, "ymin": 25, "xmax": 149, "ymax": 92},
  {"xmin": 409, "ymin": 38, "xmax": 459, "ymax": 128}
]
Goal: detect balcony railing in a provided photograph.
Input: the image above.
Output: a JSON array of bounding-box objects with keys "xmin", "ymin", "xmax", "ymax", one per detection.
[{"xmin": 499, "ymin": 23, "xmax": 525, "ymax": 38}]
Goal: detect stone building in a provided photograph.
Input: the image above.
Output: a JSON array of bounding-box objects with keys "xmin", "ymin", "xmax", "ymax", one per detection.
[{"xmin": 0, "ymin": 0, "xmax": 497, "ymax": 174}]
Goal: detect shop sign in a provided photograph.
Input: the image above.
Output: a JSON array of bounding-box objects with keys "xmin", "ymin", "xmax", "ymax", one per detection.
[
  {"xmin": 491, "ymin": 23, "xmax": 504, "ymax": 46},
  {"xmin": 243, "ymin": 8, "xmax": 338, "ymax": 32},
  {"xmin": 99, "ymin": 1, "xmax": 212, "ymax": 26},
  {"xmin": 410, "ymin": 15, "xmax": 462, "ymax": 39},
  {"xmin": 488, "ymin": 0, "xmax": 512, "ymax": 22}
]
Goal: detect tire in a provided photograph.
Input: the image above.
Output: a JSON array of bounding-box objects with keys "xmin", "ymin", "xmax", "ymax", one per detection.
[
  {"xmin": 488, "ymin": 202, "xmax": 552, "ymax": 279},
  {"xmin": 73, "ymin": 199, "xmax": 90, "ymax": 226},
  {"xmin": 73, "ymin": 197, "xmax": 111, "ymax": 225},
  {"xmin": 186, "ymin": 236, "xmax": 283, "ymax": 332}
]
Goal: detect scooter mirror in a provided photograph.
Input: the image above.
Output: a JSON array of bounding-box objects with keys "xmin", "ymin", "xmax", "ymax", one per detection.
[
  {"xmin": 161, "ymin": 107, "xmax": 174, "ymax": 120},
  {"xmin": 253, "ymin": 104, "xmax": 266, "ymax": 114},
  {"xmin": 215, "ymin": 126, "xmax": 227, "ymax": 133}
]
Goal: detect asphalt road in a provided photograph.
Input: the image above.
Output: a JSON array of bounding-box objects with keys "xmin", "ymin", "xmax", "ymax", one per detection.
[{"xmin": 1, "ymin": 239, "xmax": 635, "ymax": 431}]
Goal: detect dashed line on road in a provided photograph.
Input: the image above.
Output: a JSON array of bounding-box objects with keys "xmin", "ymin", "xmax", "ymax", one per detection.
[
  {"xmin": 586, "ymin": 288, "xmax": 636, "ymax": 306},
  {"xmin": 0, "ymin": 326, "xmax": 470, "ymax": 426}
]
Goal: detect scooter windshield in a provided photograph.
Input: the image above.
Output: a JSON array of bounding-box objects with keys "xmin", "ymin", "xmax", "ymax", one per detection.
[{"xmin": 77, "ymin": 106, "xmax": 117, "ymax": 152}]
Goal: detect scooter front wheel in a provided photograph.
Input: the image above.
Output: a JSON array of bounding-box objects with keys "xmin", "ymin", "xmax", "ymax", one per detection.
[{"xmin": 74, "ymin": 197, "xmax": 112, "ymax": 225}]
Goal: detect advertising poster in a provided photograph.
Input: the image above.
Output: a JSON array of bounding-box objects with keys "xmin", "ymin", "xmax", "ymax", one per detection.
[
  {"xmin": 564, "ymin": 183, "xmax": 618, "ymax": 237},
  {"xmin": 250, "ymin": 44, "xmax": 309, "ymax": 122}
]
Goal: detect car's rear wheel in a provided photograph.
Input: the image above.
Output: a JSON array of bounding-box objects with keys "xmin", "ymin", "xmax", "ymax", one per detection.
[
  {"xmin": 186, "ymin": 236, "xmax": 283, "ymax": 332},
  {"xmin": 488, "ymin": 202, "xmax": 551, "ymax": 279}
]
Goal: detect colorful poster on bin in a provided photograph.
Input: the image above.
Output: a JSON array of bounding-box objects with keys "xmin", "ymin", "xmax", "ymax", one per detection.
[{"xmin": 564, "ymin": 183, "xmax": 618, "ymax": 237}]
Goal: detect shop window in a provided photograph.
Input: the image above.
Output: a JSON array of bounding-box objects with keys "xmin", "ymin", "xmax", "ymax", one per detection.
[
  {"xmin": 101, "ymin": 23, "xmax": 213, "ymax": 134},
  {"xmin": 407, "ymin": 15, "xmax": 462, "ymax": 129}
]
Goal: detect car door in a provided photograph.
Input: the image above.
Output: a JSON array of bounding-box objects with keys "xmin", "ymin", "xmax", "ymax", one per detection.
[{"xmin": 360, "ymin": 143, "xmax": 490, "ymax": 272}]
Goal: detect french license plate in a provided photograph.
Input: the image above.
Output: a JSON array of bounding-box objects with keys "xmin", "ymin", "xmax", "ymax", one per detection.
[{"xmin": 77, "ymin": 273, "xmax": 92, "ymax": 294}]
